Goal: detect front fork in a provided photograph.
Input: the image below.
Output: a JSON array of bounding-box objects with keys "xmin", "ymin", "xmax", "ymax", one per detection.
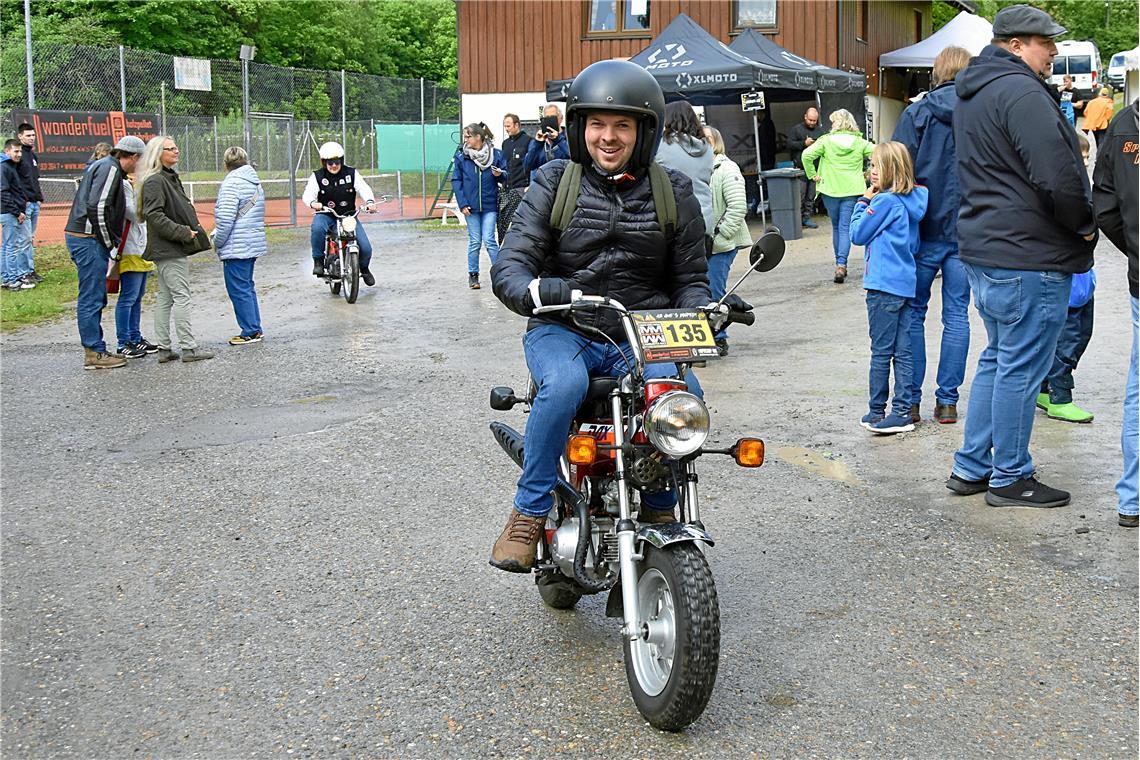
[{"xmin": 611, "ymin": 393, "xmax": 704, "ymax": 642}]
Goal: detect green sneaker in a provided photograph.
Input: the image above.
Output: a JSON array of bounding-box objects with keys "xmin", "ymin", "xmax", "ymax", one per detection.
[
  {"xmin": 1035, "ymin": 392, "xmax": 1050, "ymax": 411},
  {"xmin": 1047, "ymin": 402, "xmax": 1094, "ymax": 423}
]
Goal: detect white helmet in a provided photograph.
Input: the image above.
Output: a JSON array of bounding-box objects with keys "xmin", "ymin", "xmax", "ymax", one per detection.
[{"xmin": 318, "ymin": 141, "xmax": 345, "ymax": 160}]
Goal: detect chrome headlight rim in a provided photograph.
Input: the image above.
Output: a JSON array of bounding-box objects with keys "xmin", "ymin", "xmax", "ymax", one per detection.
[{"xmin": 644, "ymin": 390, "xmax": 710, "ymax": 458}]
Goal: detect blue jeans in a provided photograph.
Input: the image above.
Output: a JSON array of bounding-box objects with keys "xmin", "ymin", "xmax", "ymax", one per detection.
[
  {"xmin": 514, "ymin": 323, "xmax": 699, "ymax": 517},
  {"xmin": 909, "ymin": 241, "xmax": 970, "ymax": 406},
  {"xmin": 223, "ymin": 258, "xmax": 262, "ymax": 337},
  {"xmin": 65, "ymin": 234, "xmax": 112, "ymax": 353},
  {"xmin": 1117, "ymin": 296, "xmax": 1138, "ymax": 516},
  {"xmin": 466, "ymin": 211, "xmax": 499, "ymax": 274},
  {"xmin": 821, "ymin": 195, "xmax": 858, "ymax": 267},
  {"xmin": 1, "ymin": 212, "xmax": 31, "ymax": 284},
  {"xmin": 707, "ymin": 248, "xmax": 739, "ymax": 340},
  {"xmin": 1042, "ymin": 299, "xmax": 1094, "ymax": 404},
  {"xmin": 866, "ymin": 289, "xmax": 914, "ymax": 418},
  {"xmin": 114, "ymin": 271, "xmax": 148, "ymax": 348},
  {"xmin": 953, "ymin": 265, "xmax": 1071, "ymax": 489},
  {"xmin": 310, "ymin": 213, "xmax": 373, "ymax": 269},
  {"xmin": 22, "ymin": 201, "xmax": 39, "ymax": 272}
]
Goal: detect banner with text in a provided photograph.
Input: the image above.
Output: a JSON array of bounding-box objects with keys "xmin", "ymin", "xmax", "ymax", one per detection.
[{"xmin": 10, "ymin": 110, "xmax": 160, "ymax": 176}]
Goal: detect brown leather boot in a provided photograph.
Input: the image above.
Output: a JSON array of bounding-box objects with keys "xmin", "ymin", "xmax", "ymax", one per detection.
[
  {"xmin": 833, "ymin": 265, "xmax": 847, "ymax": 284},
  {"xmin": 489, "ymin": 510, "xmax": 545, "ymax": 573},
  {"xmin": 83, "ymin": 347, "xmax": 126, "ymax": 370},
  {"xmin": 641, "ymin": 508, "xmax": 677, "ymax": 524}
]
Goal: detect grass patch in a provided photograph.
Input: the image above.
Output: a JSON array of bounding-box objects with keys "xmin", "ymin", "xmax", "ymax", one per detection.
[{"xmin": 0, "ymin": 244, "xmax": 77, "ymax": 331}]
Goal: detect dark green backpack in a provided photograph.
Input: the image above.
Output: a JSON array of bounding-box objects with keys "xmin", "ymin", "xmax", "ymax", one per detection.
[{"xmin": 549, "ymin": 161, "xmax": 677, "ymax": 237}]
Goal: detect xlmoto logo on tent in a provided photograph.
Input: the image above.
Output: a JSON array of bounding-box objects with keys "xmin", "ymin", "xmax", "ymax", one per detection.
[
  {"xmin": 675, "ymin": 72, "xmax": 739, "ymax": 89},
  {"xmin": 646, "ymin": 43, "xmax": 692, "ymax": 69}
]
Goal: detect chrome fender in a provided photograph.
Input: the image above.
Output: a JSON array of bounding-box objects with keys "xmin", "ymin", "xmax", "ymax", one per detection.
[{"xmin": 635, "ymin": 522, "xmax": 715, "ymax": 550}]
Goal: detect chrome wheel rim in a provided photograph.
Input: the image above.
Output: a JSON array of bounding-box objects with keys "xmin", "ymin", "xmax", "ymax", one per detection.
[{"xmin": 629, "ymin": 568, "xmax": 676, "ymax": 696}]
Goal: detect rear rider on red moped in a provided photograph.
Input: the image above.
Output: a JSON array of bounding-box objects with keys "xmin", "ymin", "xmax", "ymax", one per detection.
[
  {"xmin": 489, "ymin": 60, "xmax": 728, "ymax": 571},
  {"xmin": 302, "ymin": 141, "xmax": 377, "ymax": 285}
]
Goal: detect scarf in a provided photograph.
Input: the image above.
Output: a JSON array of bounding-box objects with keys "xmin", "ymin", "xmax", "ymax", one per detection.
[{"xmin": 464, "ymin": 142, "xmax": 493, "ymax": 171}]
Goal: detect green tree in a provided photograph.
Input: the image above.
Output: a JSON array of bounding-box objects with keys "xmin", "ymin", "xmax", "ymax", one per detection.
[{"xmin": 936, "ymin": 0, "xmax": 1139, "ymax": 57}]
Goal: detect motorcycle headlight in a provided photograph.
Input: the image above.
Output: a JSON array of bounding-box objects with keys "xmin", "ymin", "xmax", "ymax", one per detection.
[
  {"xmin": 644, "ymin": 391, "xmax": 710, "ymax": 458},
  {"xmin": 341, "ymin": 216, "xmax": 357, "ymax": 234}
]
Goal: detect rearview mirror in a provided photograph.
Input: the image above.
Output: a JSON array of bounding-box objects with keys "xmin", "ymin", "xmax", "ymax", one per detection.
[{"xmin": 749, "ymin": 227, "xmax": 785, "ymax": 273}]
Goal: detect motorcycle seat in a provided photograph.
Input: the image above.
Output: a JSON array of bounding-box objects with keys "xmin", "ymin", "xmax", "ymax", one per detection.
[{"xmin": 578, "ymin": 376, "xmax": 620, "ymax": 419}]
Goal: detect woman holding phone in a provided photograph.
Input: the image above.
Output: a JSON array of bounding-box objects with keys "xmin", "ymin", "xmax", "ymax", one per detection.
[{"xmin": 451, "ymin": 122, "xmax": 507, "ymax": 289}]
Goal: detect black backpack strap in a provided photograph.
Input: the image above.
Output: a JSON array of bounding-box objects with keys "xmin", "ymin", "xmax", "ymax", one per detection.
[
  {"xmin": 648, "ymin": 162, "xmax": 676, "ymax": 237},
  {"xmin": 550, "ymin": 162, "xmax": 583, "ymax": 234}
]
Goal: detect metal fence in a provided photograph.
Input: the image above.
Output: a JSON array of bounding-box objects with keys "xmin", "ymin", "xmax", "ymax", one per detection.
[{"xmin": 2, "ymin": 41, "xmax": 461, "ymax": 228}]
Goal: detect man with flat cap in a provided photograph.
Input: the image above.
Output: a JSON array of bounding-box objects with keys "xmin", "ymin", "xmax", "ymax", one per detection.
[
  {"xmin": 947, "ymin": 4, "xmax": 1096, "ymax": 508},
  {"xmin": 64, "ymin": 135, "xmax": 146, "ymax": 370}
]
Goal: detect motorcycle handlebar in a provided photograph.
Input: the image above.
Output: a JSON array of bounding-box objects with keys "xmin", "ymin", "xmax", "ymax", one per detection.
[{"xmin": 725, "ymin": 310, "xmax": 755, "ymax": 327}]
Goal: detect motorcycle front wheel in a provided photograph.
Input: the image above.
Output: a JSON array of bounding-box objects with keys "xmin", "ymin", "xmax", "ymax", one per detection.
[
  {"xmin": 623, "ymin": 543, "xmax": 720, "ymax": 732},
  {"xmin": 343, "ymin": 247, "xmax": 360, "ymax": 304}
]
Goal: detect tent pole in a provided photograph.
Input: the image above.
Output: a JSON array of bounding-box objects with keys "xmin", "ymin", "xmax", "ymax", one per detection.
[
  {"xmin": 753, "ymin": 111, "xmax": 766, "ymax": 227},
  {"xmin": 876, "ymin": 68, "xmax": 883, "ymax": 142}
]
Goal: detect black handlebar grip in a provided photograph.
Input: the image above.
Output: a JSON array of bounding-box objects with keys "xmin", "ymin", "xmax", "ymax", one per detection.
[{"xmin": 726, "ymin": 310, "xmax": 756, "ymax": 326}]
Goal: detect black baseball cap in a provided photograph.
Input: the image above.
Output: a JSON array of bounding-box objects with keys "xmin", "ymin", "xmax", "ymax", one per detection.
[{"xmin": 992, "ymin": 4, "xmax": 1067, "ymax": 38}]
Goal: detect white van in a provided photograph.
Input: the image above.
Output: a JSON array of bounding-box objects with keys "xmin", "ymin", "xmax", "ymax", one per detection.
[
  {"xmin": 1048, "ymin": 41, "xmax": 1102, "ymax": 100},
  {"xmin": 1107, "ymin": 50, "xmax": 1128, "ymax": 90}
]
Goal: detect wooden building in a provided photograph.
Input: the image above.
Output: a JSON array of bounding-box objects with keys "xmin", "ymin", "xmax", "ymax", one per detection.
[{"xmin": 457, "ymin": 0, "xmax": 973, "ymax": 142}]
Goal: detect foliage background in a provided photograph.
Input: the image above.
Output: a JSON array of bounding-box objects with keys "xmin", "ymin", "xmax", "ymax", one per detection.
[{"xmin": 934, "ymin": 0, "xmax": 1139, "ymax": 57}]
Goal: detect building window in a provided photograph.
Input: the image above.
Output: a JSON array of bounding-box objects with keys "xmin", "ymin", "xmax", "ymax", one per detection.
[
  {"xmin": 855, "ymin": 0, "xmax": 868, "ymax": 42},
  {"xmin": 734, "ymin": 0, "xmax": 777, "ymax": 30},
  {"xmin": 914, "ymin": 9, "xmax": 923, "ymax": 42},
  {"xmin": 585, "ymin": 0, "xmax": 651, "ymax": 37}
]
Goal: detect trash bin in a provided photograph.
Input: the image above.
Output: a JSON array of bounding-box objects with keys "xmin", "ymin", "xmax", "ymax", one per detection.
[{"xmin": 761, "ymin": 168, "xmax": 805, "ymax": 241}]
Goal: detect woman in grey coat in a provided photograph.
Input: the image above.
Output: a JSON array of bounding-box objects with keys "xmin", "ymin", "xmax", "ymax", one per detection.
[
  {"xmin": 213, "ymin": 147, "xmax": 266, "ymax": 345},
  {"xmin": 655, "ymin": 100, "xmax": 715, "ymax": 253}
]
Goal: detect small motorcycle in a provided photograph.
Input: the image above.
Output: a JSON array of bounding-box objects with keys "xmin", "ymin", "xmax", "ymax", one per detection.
[
  {"xmin": 489, "ymin": 230, "xmax": 785, "ymax": 731},
  {"xmin": 318, "ymin": 198, "xmax": 389, "ymax": 304}
]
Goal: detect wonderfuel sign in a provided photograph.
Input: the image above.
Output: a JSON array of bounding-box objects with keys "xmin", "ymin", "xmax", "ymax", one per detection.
[{"xmin": 10, "ymin": 110, "xmax": 160, "ymax": 175}]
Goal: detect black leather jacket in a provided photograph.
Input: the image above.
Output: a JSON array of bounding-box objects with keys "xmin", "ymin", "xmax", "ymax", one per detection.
[{"xmin": 492, "ymin": 159, "xmax": 710, "ymax": 343}]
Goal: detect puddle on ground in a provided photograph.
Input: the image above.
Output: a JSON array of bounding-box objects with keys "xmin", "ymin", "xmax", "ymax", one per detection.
[{"xmin": 774, "ymin": 446, "xmax": 860, "ymax": 486}]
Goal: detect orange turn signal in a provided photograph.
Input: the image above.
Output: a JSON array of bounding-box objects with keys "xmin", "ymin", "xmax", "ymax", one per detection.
[
  {"xmin": 567, "ymin": 435, "xmax": 598, "ymax": 465},
  {"xmin": 733, "ymin": 438, "xmax": 765, "ymax": 467}
]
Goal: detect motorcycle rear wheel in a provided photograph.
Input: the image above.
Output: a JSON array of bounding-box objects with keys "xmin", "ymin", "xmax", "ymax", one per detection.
[
  {"xmin": 623, "ymin": 543, "xmax": 720, "ymax": 732},
  {"xmin": 343, "ymin": 248, "xmax": 360, "ymax": 304}
]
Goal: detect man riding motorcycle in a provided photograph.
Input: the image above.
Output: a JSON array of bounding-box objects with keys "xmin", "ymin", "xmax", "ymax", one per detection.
[
  {"xmin": 302, "ymin": 141, "xmax": 377, "ymax": 286},
  {"xmin": 489, "ymin": 59, "xmax": 721, "ymax": 572}
]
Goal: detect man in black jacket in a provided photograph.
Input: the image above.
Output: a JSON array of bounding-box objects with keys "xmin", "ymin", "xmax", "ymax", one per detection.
[
  {"xmin": 1, "ymin": 139, "xmax": 31, "ymax": 291},
  {"xmin": 497, "ymin": 113, "xmax": 532, "ymax": 241},
  {"xmin": 785, "ymin": 107, "xmax": 825, "ymax": 228},
  {"xmin": 1092, "ymin": 100, "xmax": 1139, "ymax": 527},
  {"xmin": 488, "ymin": 60, "xmax": 712, "ymax": 572},
  {"xmin": 947, "ymin": 4, "xmax": 1096, "ymax": 508},
  {"xmin": 16, "ymin": 123, "xmax": 44, "ymax": 282},
  {"xmin": 64, "ymin": 134, "xmax": 145, "ymax": 370}
]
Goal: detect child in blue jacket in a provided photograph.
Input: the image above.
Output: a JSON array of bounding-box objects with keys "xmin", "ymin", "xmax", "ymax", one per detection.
[{"xmin": 850, "ymin": 141, "xmax": 929, "ymax": 434}]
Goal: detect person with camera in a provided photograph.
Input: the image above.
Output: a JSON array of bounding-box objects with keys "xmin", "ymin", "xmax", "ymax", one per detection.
[
  {"xmin": 302, "ymin": 141, "xmax": 377, "ymax": 285},
  {"xmin": 488, "ymin": 59, "xmax": 726, "ymax": 572},
  {"xmin": 523, "ymin": 104, "xmax": 569, "ymax": 178}
]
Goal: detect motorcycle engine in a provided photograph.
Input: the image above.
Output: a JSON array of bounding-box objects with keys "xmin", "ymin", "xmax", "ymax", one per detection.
[{"xmin": 549, "ymin": 517, "xmax": 617, "ymax": 581}]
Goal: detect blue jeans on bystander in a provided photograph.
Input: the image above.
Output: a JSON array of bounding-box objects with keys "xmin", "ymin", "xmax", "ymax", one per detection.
[
  {"xmin": 65, "ymin": 233, "xmax": 112, "ymax": 353},
  {"xmin": 1042, "ymin": 298, "xmax": 1094, "ymax": 404},
  {"xmin": 115, "ymin": 271, "xmax": 148, "ymax": 348},
  {"xmin": 1117, "ymin": 295, "xmax": 1139, "ymax": 517},
  {"xmin": 466, "ymin": 211, "xmax": 499, "ymax": 275},
  {"xmin": 953, "ymin": 265, "xmax": 1071, "ymax": 489},
  {"xmin": 223, "ymin": 258, "xmax": 263, "ymax": 337},
  {"xmin": 707, "ymin": 248, "xmax": 739, "ymax": 341},
  {"xmin": 866, "ymin": 289, "xmax": 914, "ymax": 418},
  {"xmin": 22, "ymin": 201, "xmax": 39, "ymax": 272},
  {"xmin": 821, "ymin": 195, "xmax": 858, "ymax": 267},
  {"xmin": 909, "ymin": 241, "xmax": 970, "ymax": 407},
  {"xmin": 1, "ymin": 212, "xmax": 31, "ymax": 284}
]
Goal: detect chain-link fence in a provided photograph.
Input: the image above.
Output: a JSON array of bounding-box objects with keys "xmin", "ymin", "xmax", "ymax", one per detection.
[{"xmin": 2, "ymin": 40, "xmax": 461, "ymax": 236}]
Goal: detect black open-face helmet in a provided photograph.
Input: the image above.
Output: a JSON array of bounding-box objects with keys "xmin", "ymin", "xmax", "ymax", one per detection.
[{"xmin": 565, "ymin": 59, "xmax": 665, "ymax": 173}]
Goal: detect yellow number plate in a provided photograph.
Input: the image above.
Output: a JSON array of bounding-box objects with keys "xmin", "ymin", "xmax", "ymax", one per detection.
[{"xmin": 631, "ymin": 309, "xmax": 720, "ymax": 363}]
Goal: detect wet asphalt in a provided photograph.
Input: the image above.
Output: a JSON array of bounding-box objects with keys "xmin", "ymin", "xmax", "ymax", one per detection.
[{"xmin": 1, "ymin": 218, "xmax": 1136, "ymax": 759}]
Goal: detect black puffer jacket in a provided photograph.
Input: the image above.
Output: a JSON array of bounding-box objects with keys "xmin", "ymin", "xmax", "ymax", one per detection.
[{"xmin": 492, "ymin": 160, "xmax": 710, "ymax": 342}]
